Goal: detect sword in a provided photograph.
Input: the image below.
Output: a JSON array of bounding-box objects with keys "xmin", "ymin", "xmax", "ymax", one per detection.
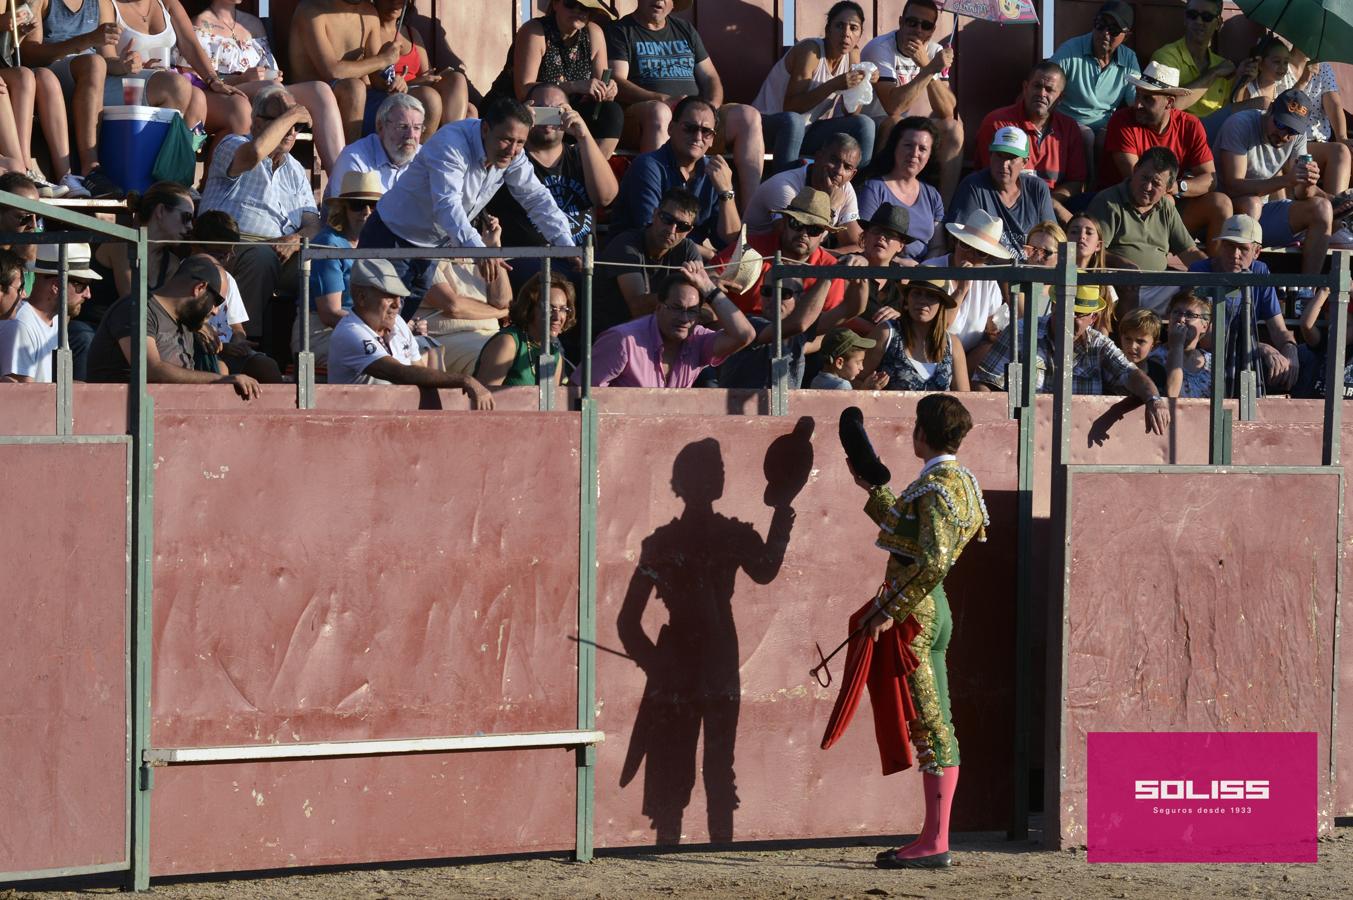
[{"xmin": 810, "ymin": 564, "xmax": 924, "ymax": 688}]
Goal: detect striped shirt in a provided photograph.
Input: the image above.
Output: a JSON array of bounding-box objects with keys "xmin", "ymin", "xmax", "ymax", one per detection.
[{"xmin": 199, "ymin": 134, "xmax": 318, "ymax": 240}]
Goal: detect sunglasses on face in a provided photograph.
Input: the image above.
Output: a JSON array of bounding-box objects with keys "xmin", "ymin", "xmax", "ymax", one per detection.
[
  {"xmin": 681, "ymin": 121, "xmax": 716, "ymax": 141},
  {"xmin": 661, "ymin": 303, "xmax": 702, "ymax": 319},
  {"xmin": 1093, "ymin": 17, "xmax": 1125, "ymax": 36},
  {"xmin": 903, "ymin": 15, "xmax": 936, "ymax": 32},
  {"xmin": 1023, "ymin": 244, "xmax": 1057, "ymax": 262},
  {"xmin": 786, "ymin": 218, "xmax": 828, "ymax": 237},
  {"xmin": 1184, "ymin": 8, "xmax": 1218, "ymax": 23},
  {"xmin": 657, "ymin": 209, "xmax": 695, "ymax": 232},
  {"xmin": 348, "ymin": 200, "xmax": 377, "ymax": 212}
]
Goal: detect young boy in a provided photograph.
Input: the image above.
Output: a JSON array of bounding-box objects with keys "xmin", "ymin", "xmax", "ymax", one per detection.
[
  {"xmin": 1118, "ymin": 308, "xmax": 1162, "ymax": 371},
  {"xmin": 811, "ymin": 327, "xmax": 884, "ymax": 390}
]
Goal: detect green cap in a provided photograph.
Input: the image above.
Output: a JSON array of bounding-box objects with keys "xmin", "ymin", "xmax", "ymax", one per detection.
[{"xmin": 822, "ymin": 327, "xmax": 876, "ymax": 359}]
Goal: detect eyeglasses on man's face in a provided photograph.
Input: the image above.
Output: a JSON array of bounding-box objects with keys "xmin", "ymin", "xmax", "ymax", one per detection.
[
  {"xmin": 657, "ymin": 209, "xmax": 695, "ymax": 232},
  {"xmin": 1093, "ymin": 17, "xmax": 1125, "ymax": 36},
  {"xmin": 785, "ymin": 218, "xmax": 828, "ymax": 238},
  {"xmin": 661, "ymin": 303, "xmax": 702, "ymax": 320}
]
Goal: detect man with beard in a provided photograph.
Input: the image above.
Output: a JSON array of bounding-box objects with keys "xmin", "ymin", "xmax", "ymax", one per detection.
[
  {"xmin": 0, "ymin": 244, "xmax": 98, "ymax": 383},
  {"xmin": 486, "ymin": 82, "xmax": 619, "ymax": 251},
  {"xmin": 360, "ymin": 97, "xmax": 575, "ymax": 318},
  {"xmin": 86, "ymin": 255, "xmax": 261, "ymax": 401},
  {"xmin": 743, "ymin": 133, "xmax": 863, "ymax": 249},
  {"xmin": 327, "ymin": 94, "xmax": 426, "ymax": 198},
  {"xmin": 200, "ymin": 86, "xmax": 321, "ymax": 335},
  {"xmin": 1099, "ymin": 62, "xmax": 1230, "ymax": 241},
  {"xmin": 975, "ymin": 61, "xmax": 1087, "ymax": 224},
  {"xmin": 593, "ymin": 187, "xmax": 704, "ymax": 339}
]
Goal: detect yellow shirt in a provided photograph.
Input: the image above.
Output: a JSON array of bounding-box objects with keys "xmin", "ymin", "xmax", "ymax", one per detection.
[{"xmin": 1151, "ymin": 37, "xmax": 1232, "ymax": 117}]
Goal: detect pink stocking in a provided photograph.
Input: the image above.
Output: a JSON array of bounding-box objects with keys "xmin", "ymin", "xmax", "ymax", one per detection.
[{"xmin": 893, "ymin": 765, "xmax": 959, "ymax": 859}]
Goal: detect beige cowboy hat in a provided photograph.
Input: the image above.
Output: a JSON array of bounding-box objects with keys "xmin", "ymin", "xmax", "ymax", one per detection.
[
  {"xmin": 536, "ymin": 0, "xmax": 617, "ymax": 18},
  {"xmin": 1127, "ymin": 61, "xmax": 1208, "ymax": 108},
  {"xmin": 773, "ymin": 187, "xmax": 844, "ymax": 233},
  {"xmin": 944, "ymin": 208, "xmax": 1013, "ymax": 260},
  {"xmin": 325, "ymin": 170, "xmax": 384, "ymax": 208},
  {"xmin": 906, "ymin": 277, "xmax": 958, "ymax": 310}
]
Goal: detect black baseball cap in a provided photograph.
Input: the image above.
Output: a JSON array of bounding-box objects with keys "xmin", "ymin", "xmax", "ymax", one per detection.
[{"xmin": 1097, "ymin": 1, "xmax": 1134, "ymax": 30}]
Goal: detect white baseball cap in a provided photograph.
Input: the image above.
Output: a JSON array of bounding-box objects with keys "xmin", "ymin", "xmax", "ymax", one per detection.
[{"xmin": 989, "ymin": 126, "xmax": 1030, "ymax": 159}]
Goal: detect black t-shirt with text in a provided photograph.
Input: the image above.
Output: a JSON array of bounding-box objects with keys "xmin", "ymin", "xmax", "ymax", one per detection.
[{"xmin": 605, "ymin": 14, "xmax": 708, "ymax": 99}]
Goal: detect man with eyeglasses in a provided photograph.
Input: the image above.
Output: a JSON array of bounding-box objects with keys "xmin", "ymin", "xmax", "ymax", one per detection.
[
  {"xmin": 200, "ymin": 86, "xmax": 321, "ymax": 338},
  {"xmin": 594, "ymin": 187, "xmax": 704, "ymax": 339},
  {"xmin": 1150, "ymin": 0, "xmax": 1253, "ymax": 125},
  {"xmin": 860, "ymin": 0, "xmax": 963, "ymax": 200},
  {"xmin": 743, "ymin": 132, "xmax": 863, "ymax": 250},
  {"xmin": 1217, "ymin": 89, "xmax": 1335, "ymax": 289},
  {"xmin": 973, "ymin": 284, "xmax": 1169, "ymax": 435},
  {"xmin": 606, "ymin": 0, "xmax": 765, "ymax": 214},
  {"xmin": 1188, "ymin": 213, "xmax": 1302, "ymax": 394},
  {"xmin": 948, "ymin": 127, "xmax": 1055, "ymax": 263},
  {"xmin": 86, "ymin": 255, "xmax": 261, "ymax": 401},
  {"xmin": 610, "ymin": 96, "xmax": 740, "ymax": 259},
  {"xmin": 591, "ymin": 260, "xmax": 755, "ymax": 388},
  {"xmin": 1052, "ymin": 0, "xmax": 1141, "ymax": 169},
  {"xmin": 711, "ymin": 187, "xmax": 849, "ymax": 320},
  {"xmin": 0, "ymin": 244, "xmax": 97, "ymax": 383},
  {"xmin": 326, "ymin": 94, "xmax": 427, "ymax": 200}
]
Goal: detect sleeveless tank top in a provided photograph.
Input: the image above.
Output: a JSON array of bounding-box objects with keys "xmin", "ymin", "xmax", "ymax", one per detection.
[
  {"xmin": 753, "ymin": 38, "xmax": 849, "ymax": 123},
  {"xmin": 392, "ymin": 28, "xmax": 421, "ymax": 81},
  {"xmin": 488, "ymin": 16, "xmax": 593, "ymax": 105},
  {"xmin": 113, "ymin": 0, "xmax": 178, "ymax": 68},
  {"xmin": 43, "ymin": 0, "xmax": 101, "ymax": 45},
  {"xmin": 878, "ymin": 320, "xmax": 955, "ymax": 392}
]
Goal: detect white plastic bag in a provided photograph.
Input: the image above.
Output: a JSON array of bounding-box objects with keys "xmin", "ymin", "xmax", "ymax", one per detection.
[{"xmin": 839, "ymin": 62, "xmax": 877, "ymax": 114}]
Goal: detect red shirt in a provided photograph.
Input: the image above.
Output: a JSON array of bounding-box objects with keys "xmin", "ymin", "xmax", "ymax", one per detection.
[
  {"xmin": 711, "ymin": 232, "xmax": 847, "ymax": 316},
  {"xmin": 1098, "ymin": 106, "xmax": 1212, "ymax": 188},
  {"xmin": 974, "ymin": 100, "xmax": 1088, "ymax": 191}
]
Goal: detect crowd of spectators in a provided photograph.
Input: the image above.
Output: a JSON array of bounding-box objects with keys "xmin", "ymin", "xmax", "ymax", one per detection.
[{"xmin": 2, "ymin": 0, "xmax": 1352, "ymax": 412}]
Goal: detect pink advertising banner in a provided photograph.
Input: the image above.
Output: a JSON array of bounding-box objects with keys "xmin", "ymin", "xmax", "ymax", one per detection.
[{"xmin": 1087, "ymin": 732, "xmax": 1318, "ymax": 863}]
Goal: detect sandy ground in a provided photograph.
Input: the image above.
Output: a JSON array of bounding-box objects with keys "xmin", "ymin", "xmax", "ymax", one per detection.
[{"xmin": 6, "ymin": 827, "xmax": 1350, "ymax": 900}]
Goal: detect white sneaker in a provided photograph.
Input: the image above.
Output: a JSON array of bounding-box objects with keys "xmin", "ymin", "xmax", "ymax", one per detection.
[{"xmin": 58, "ymin": 174, "xmax": 91, "ymax": 199}]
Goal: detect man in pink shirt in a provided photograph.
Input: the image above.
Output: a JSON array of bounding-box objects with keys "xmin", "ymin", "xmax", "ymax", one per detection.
[{"xmin": 592, "ymin": 260, "xmax": 756, "ymax": 387}]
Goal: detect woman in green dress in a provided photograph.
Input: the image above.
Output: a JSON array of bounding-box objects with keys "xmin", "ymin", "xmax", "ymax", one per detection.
[{"xmin": 473, "ymin": 271, "xmax": 576, "ymax": 386}]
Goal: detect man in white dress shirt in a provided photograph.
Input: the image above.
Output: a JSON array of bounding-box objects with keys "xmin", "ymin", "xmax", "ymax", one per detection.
[{"xmin": 358, "ymin": 98, "xmax": 576, "ymax": 320}]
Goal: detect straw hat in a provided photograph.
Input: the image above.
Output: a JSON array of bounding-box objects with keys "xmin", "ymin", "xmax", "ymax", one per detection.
[
  {"xmin": 1127, "ymin": 62, "xmax": 1207, "ymax": 108},
  {"xmin": 326, "ymin": 170, "xmax": 384, "ymax": 207},
  {"xmin": 720, "ymin": 246, "xmax": 766, "ymax": 294},
  {"xmin": 537, "ymin": 0, "xmax": 616, "ymax": 18},
  {"xmin": 907, "ymin": 277, "xmax": 958, "ymax": 309},
  {"xmin": 773, "ymin": 187, "xmax": 843, "ymax": 233},
  {"xmin": 944, "ymin": 209, "xmax": 1013, "ymax": 260}
]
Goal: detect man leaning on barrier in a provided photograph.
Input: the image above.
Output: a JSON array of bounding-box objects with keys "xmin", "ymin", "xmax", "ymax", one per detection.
[
  {"xmin": 972, "ymin": 284, "xmax": 1169, "ymax": 436},
  {"xmin": 326, "ymin": 259, "xmax": 494, "ymax": 409},
  {"xmin": 85, "ymin": 254, "xmax": 262, "ymax": 401}
]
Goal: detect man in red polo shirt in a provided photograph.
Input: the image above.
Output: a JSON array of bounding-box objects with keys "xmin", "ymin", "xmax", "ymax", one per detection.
[
  {"xmin": 1098, "ymin": 61, "xmax": 1232, "ymax": 240},
  {"xmin": 974, "ymin": 60, "xmax": 1087, "ymax": 224},
  {"xmin": 711, "ymin": 187, "xmax": 848, "ymax": 317}
]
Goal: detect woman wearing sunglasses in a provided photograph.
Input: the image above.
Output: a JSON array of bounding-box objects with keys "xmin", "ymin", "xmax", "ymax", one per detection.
[
  {"xmin": 87, "ymin": 181, "xmax": 196, "ymax": 332},
  {"xmin": 295, "ymin": 170, "xmax": 383, "ymax": 365}
]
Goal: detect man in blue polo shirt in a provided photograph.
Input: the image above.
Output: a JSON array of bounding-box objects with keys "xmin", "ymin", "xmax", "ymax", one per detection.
[
  {"xmin": 1052, "ymin": 0, "xmax": 1140, "ymax": 179},
  {"xmin": 609, "ymin": 97, "xmax": 740, "ymax": 258}
]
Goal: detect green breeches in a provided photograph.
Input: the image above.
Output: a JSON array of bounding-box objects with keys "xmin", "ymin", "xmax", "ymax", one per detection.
[{"xmin": 906, "ymin": 582, "xmax": 959, "ymax": 773}]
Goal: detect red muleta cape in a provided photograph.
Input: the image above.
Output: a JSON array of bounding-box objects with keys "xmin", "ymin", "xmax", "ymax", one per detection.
[{"xmin": 819, "ymin": 597, "xmax": 923, "ymax": 775}]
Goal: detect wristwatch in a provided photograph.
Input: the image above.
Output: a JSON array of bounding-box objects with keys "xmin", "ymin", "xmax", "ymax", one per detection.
[
  {"xmin": 718, "ymin": 190, "xmax": 736, "ymax": 203},
  {"xmin": 1147, "ymin": 395, "xmax": 1163, "ymax": 405},
  {"xmin": 1176, "ymin": 178, "xmax": 1189, "ymax": 196}
]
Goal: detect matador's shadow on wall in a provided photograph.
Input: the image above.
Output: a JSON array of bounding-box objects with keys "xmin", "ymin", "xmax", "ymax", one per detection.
[{"xmin": 617, "ymin": 419, "xmax": 813, "ymax": 844}]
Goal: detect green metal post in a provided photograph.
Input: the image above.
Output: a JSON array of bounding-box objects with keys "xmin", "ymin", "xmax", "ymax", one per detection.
[
  {"xmin": 55, "ymin": 243, "xmax": 73, "ymax": 435},
  {"xmin": 1322, "ymin": 255, "xmax": 1351, "ymax": 466},
  {"xmin": 574, "ymin": 399, "xmax": 598, "ymax": 861},
  {"xmin": 129, "ymin": 228, "xmax": 154, "ymax": 891},
  {"xmin": 770, "ymin": 252, "xmax": 787, "ymax": 415},
  {"xmin": 540, "ymin": 256, "xmax": 556, "ymax": 412},
  {"xmin": 581, "ymin": 240, "xmax": 594, "ymax": 398},
  {"xmin": 1209, "ymin": 288, "xmax": 1228, "ymax": 465},
  {"xmin": 297, "ymin": 239, "xmax": 315, "ymax": 409}
]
